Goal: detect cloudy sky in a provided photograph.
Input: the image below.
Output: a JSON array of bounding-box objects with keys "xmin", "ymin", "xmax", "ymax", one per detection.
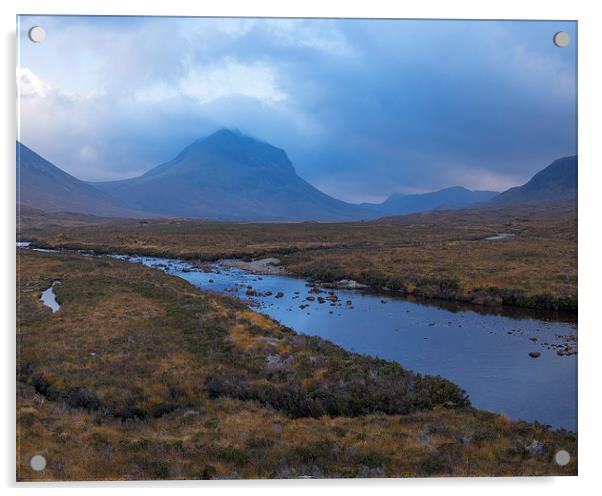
[{"xmin": 17, "ymin": 16, "xmax": 576, "ymax": 203}]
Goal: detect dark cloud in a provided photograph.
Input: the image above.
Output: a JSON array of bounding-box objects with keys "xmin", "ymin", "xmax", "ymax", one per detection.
[{"xmin": 17, "ymin": 16, "xmax": 576, "ymax": 202}]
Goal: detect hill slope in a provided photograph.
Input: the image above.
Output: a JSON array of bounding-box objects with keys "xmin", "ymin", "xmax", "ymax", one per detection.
[
  {"xmin": 489, "ymin": 156, "xmax": 577, "ymax": 206},
  {"xmin": 93, "ymin": 129, "xmax": 368, "ymax": 221},
  {"xmin": 16, "ymin": 142, "xmax": 143, "ymax": 217}
]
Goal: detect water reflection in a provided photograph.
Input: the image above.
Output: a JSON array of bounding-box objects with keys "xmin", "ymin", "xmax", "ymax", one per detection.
[{"xmin": 40, "ymin": 281, "xmax": 61, "ymax": 312}]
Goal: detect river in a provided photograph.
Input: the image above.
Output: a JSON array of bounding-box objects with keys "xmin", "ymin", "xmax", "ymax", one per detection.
[{"xmin": 114, "ymin": 254, "xmax": 577, "ymax": 431}]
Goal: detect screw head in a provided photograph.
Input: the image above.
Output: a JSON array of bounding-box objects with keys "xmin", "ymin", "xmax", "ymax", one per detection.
[
  {"xmin": 553, "ymin": 31, "xmax": 570, "ymax": 48},
  {"xmin": 28, "ymin": 26, "xmax": 46, "ymax": 43},
  {"xmin": 554, "ymin": 449, "xmax": 571, "ymax": 466},
  {"xmin": 30, "ymin": 454, "xmax": 47, "ymax": 471}
]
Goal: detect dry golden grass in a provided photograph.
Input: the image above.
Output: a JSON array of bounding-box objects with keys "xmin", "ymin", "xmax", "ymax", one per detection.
[
  {"xmin": 16, "ymin": 249, "xmax": 576, "ymax": 480},
  {"xmin": 17, "ymin": 382, "xmax": 576, "ymax": 481},
  {"xmin": 18, "ymin": 201, "xmax": 577, "ymax": 310}
]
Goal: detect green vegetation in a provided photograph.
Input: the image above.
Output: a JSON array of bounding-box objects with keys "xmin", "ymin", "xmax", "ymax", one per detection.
[{"xmin": 17, "ymin": 250, "xmax": 577, "ymax": 480}]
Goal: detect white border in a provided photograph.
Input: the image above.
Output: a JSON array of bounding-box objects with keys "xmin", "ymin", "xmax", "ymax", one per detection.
[{"xmin": 2, "ymin": 1, "xmax": 601, "ymax": 495}]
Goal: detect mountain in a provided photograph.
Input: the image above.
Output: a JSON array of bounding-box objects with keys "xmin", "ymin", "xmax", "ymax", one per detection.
[
  {"xmin": 17, "ymin": 133, "xmax": 577, "ymax": 221},
  {"xmin": 489, "ymin": 156, "xmax": 577, "ymax": 206},
  {"xmin": 92, "ymin": 129, "xmax": 368, "ymax": 221},
  {"xmin": 16, "ymin": 142, "xmax": 145, "ymax": 217},
  {"xmin": 363, "ymin": 186, "xmax": 498, "ymax": 216}
]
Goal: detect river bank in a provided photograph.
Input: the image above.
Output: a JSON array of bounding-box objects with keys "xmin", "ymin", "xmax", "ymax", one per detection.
[{"xmin": 21, "ymin": 236, "xmax": 577, "ymax": 313}]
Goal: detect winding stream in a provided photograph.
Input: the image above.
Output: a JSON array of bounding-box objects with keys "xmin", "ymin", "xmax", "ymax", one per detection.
[
  {"xmin": 116, "ymin": 255, "xmax": 577, "ymax": 431},
  {"xmin": 19, "ymin": 244, "xmax": 577, "ymax": 430}
]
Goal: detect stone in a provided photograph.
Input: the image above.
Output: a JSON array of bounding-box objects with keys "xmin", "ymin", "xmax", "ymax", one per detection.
[{"xmin": 526, "ymin": 440, "xmax": 545, "ymax": 455}]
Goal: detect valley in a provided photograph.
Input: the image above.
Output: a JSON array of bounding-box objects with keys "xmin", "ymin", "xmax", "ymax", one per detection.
[
  {"xmin": 19, "ymin": 200, "xmax": 577, "ymax": 312},
  {"xmin": 15, "ymin": 183, "xmax": 579, "ymax": 481},
  {"xmin": 14, "ymin": 14, "xmax": 579, "ymax": 484}
]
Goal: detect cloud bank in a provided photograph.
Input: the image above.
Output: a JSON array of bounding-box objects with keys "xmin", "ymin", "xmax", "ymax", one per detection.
[{"xmin": 17, "ymin": 16, "xmax": 577, "ymax": 202}]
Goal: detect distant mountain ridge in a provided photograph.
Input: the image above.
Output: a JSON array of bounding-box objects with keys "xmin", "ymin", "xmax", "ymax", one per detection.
[
  {"xmin": 16, "ymin": 132, "xmax": 578, "ymax": 221},
  {"xmin": 363, "ymin": 186, "xmax": 498, "ymax": 216}
]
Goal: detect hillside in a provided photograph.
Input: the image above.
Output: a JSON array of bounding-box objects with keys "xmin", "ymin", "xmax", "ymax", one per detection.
[
  {"xmin": 16, "ymin": 142, "xmax": 145, "ymax": 218},
  {"xmin": 489, "ymin": 156, "xmax": 577, "ymax": 206}
]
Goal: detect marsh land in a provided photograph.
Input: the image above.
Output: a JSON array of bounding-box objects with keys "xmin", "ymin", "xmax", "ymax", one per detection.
[
  {"xmin": 16, "ymin": 202, "xmax": 578, "ymax": 480},
  {"xmin": 17, "ymin": 249, "xmax": 576, "ymax": 480},
  {"xmin": 19, "ymin": 201, "xmax": 577, "ymax": 311}
]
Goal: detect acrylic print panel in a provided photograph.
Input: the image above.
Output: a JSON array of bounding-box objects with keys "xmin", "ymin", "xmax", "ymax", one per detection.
[{"xmin": 16, "ymin": 15, "xmax": 577, "ymax": 481}]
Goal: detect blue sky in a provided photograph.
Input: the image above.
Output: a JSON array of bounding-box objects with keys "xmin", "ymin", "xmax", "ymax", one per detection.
[{"xmin": 17, "ymin": 16, "xmax": 576, "ymax": 203}]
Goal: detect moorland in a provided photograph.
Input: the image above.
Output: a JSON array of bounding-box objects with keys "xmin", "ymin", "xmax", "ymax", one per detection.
[
  {"xmin": 18, "ymin": 200, "xmax": 577, "ymax": 312},
  {"xmin": 17, "ymin": 249, "xmax": 577, "ymax": 480}
]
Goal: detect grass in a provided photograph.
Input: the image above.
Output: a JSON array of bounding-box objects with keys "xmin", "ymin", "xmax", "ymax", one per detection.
[
  {"xmin": 18, "ymin": 201, "xmax": 577, "ymax": 311},
  {"xmin": 16, "ymin": 249, "xmax": 577, "ymax": 480}
]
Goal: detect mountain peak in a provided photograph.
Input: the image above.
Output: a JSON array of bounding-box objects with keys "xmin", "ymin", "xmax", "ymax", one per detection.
[
  {"xmin": 199, "ymin": 128, "xmax": 244, "ymax": 145},
  {"xmin": 178, "ymin": 129, "xmax": 294, "ymax": 171},
  {"xmin": 142, "ymin": 129, "xmax": 296, "ymax": 181},
  {"xmin": 200, "ymin": 128, "xmax": 269, "ymax": 153},
  {"xmin": 182, "ymin": 128, "xmax": 246, "ymax": 152},
  {"xmin": 208, "ymin": 128, "xmax": 242, "ymax": 138}
]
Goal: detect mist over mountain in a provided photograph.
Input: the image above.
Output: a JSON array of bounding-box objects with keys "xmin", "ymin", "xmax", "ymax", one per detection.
[
  {"xmin": 92, "ymin": 129, "xmax": 367, "ymax": 221},
  {"xmin": 16, "ymin": 142, "xmax": 144, "ymax": 218},
  {"xmin": 488, "ymin": 156, "xmax": 577, "ymax": 206}
]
